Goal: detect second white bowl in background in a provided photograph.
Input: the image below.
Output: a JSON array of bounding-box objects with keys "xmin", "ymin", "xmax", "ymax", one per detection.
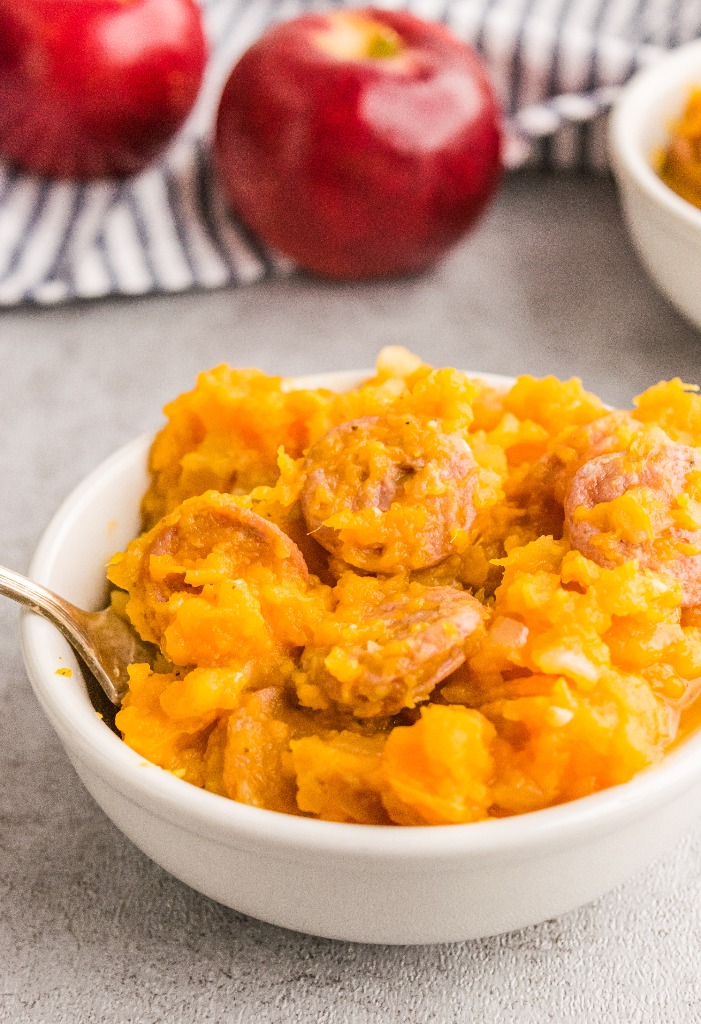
[{"xmin": 609, "ymin": 39, "xmax": 701, "ymax": 332}]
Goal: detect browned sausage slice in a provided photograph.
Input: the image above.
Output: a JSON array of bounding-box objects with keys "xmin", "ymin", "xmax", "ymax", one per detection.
[
  {"xmin": 110, "ymin": 491, "xmax": 309, "ymax": 646},
  {"xmin": 565, "ymin": 436, "xmax": 701, "ymax": 606},
  {"xmin": 301, "ymin": 414, "xmax": 477, "ymax": 573},
  {"xmin": 300, "ymin": 585, "xmax": 484, "ymax": 717}
]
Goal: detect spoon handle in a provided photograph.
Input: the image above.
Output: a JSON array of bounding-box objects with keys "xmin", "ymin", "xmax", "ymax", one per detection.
[
  {"xmin": 0, "ymin": 563, "xmax": 125, "ymax": 703},
  {"xmin": 0, "ymin": 563, "xmax": 84, "ymax": 633}
]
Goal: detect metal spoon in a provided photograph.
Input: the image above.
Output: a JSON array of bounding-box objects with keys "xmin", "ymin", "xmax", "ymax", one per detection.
[{"xmin": 0, "ymin": 563, "xmax": 152, "ymax": 704}]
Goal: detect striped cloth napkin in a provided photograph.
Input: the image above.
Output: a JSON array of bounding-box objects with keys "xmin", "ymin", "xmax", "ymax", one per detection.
[{"xmin": 0, "ymin": 0, "xmax": 699, "ymax": 306}]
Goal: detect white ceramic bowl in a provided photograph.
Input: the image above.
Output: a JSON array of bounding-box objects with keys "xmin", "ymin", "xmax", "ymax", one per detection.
[
  {"xmin": 21, "ymin": 370, "xmax": 701, "ymax": 944},
  {"xmin": 609, "ymin": 39, "xmax": 701, "ymax": 330}
]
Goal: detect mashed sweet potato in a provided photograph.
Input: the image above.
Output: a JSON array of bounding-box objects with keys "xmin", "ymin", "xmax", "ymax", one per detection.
[
  {"xmin": 658, "ymin": 87, "xmax": 701, "ymax": 210},
  {"xmin": 107, "ymin": 349, "xmax": 701, "ymax": 825}
]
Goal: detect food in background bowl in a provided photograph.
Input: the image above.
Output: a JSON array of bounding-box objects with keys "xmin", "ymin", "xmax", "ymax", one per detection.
[
  {"xmin": 102, "ymin": 349, "xmax": 701, "ymax": 826},
  {"xmin": 658, "ymin": 87, "xmax": 701, "ymax": 210}
]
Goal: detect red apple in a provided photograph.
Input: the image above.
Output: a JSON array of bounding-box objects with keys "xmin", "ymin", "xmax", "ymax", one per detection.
[
  {"xmin": 0, "ymin": 0, "xmax": 207, "ymax": 178},
  {"xmin": 214, "ymin": 8, "xmax": 502, "ymax": 280}
]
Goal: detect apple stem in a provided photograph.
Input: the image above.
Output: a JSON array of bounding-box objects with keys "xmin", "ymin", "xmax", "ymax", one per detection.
[
  {"xmin": 366, "ymin": 27, "xmax": 403, "ymax": 59},
  {"xmin": 316, "ymin": 14, "xmax": 404, "ymax": 62}
]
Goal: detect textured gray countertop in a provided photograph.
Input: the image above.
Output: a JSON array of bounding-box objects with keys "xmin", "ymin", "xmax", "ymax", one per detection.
[{"xmin": 2, "ymin": 172, "xmax": 701, "ymax": 1023}]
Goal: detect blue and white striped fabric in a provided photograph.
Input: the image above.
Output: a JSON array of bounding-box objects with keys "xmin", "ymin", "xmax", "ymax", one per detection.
[{"xmin": 0, "ymin": 0, "xmax": 699, "ymax": 305}]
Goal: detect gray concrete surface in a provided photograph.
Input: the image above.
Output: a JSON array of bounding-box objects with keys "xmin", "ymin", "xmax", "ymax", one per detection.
[{"xmin": 2, "ymin": 171, "xmax": 701, "ymax": 1023}]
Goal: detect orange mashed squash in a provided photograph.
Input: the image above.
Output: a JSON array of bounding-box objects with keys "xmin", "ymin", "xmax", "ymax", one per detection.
[
  {"xmin": 107, "ymin": 348, "xmax": 701, "ymax": 825},
  {"xmin": 658, "ymin": 86, "xmax": 701, "ymax": 209}
]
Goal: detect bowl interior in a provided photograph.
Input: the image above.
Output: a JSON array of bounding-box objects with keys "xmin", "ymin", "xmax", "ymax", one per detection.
[
  {"xmin": 628, "ymin": 68, "xmax": 697, "ymax": 160},
  {"xmin": 611, "ymin": 39, "xmax": 701, "ymax": 226}
]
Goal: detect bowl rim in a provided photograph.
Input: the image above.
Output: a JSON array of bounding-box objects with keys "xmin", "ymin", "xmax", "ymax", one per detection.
[
  {"xmin": 609, "ymin": 37, "xmax": 701, "ymax": 232},
  {"xmin": 20, "ymin": 368, "xmax": 701, "ymax": 861}
]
